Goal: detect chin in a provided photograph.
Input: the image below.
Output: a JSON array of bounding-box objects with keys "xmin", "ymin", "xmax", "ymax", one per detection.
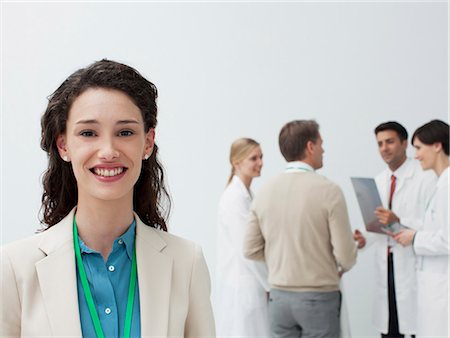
[{"xmin": 419, "ymin": 162, "xmax": 430, "ymax": 170}]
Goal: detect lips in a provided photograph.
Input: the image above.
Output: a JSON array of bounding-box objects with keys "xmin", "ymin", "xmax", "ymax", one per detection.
[{"xmin": 90, "ymin": 167, "xmax": 127, "ymax": 177}]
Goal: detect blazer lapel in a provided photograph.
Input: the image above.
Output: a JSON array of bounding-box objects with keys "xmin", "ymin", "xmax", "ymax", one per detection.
[
  {"xmin": 135, "ymin": 217, "xmax": 173, "ymax": 337},
  {"xmin": 36, "ymin": 208, "xmax": 82, "ymax": 337}
]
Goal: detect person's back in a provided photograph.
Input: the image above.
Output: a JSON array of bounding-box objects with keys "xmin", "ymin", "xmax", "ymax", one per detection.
[
  {"xmin": 248, "ymin": 171, "xmax": 356, "ymax": 291},
  {"xmin": 244, "ymin": 120, "xmax": 357, "ymax": 338}
]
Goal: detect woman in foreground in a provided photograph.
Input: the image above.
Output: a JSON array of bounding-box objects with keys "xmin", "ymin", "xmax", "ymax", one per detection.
[{"xmin": 1, "ymin": 60, "xmax": 215, "ymax": 337}]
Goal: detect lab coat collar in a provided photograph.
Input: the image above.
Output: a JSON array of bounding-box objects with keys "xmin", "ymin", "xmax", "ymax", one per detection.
[{"xmin": 231, "ymin": 175, "xmax": 253, "ymax": 200}]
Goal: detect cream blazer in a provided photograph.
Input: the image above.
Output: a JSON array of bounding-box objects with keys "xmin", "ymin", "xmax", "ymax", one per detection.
[{"xmin": 1, "ymin": 208, "xmax": 216, "ymax": 337}]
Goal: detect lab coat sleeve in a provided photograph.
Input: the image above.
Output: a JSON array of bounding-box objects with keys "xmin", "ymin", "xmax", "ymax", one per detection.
[
  {"xmin": 400, "ymin": 170, "xmax": 437, "ymax": 230},
  {"xmin": 222, "ymin": 198, "xmax": 270, "ymax": 291},
  {"xmin": 413, "ymin": 186, "xmax": 450, "ymax": 256},
  {"xmin": 184, "ymin": 245, "xmax": 216, "ymax": 338},
  {"xmin": 327, "ymin": 185, "xmax": 358, "ymax": 272},
  {"xmin": 0, "ymin": 247, "xmax": 21, "ymax": 338}
]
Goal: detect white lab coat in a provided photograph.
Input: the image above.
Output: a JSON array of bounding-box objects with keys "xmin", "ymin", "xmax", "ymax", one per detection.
[
  {"xmin": 369, "ymin": 159, "xmax": 437, "ymax": 334},
  {"xmin": 215, "ymin": 175, "xmax": 270, "ymax": 337},
  {"xmin": 413, "ymin": 167, "xmax": 449, "ymax": 338}
]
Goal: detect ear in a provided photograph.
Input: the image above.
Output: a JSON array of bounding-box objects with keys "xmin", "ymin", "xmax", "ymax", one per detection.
[
  {"xmin": 433, "ymin": 142, "xmax": 443, "ymax": 153},
  {"xmin": 56, "ymin": 134, "xmax": 70, "ymax": 161},
  {"xmin": 306, "ymin": 140, "xmax": 315, "ymax": 155},
  {"xmin": 400, "ymin": 139, "xmax": 408, "ymax": 150},
  {"xmin": 143, "ymin": 128, "xmax": 156, "ymax": 159}
]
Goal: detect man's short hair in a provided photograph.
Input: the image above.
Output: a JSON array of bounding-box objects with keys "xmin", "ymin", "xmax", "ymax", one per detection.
[
  {"xmin": 374, "ymin": 121, "xmax": 408, "ymax": 142},
  {"xmin": 279, "ymin": 120, "xmax": 320, "ymax": 161}
]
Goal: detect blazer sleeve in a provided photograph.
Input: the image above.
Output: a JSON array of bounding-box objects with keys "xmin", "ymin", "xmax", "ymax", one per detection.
[
  {"xmin": 1, "ymin": 247, "xmax": 21, "ymax": 338},
  {"xmin": 184, "ymin": 245, "xmax": 216, "ymax": 338}
]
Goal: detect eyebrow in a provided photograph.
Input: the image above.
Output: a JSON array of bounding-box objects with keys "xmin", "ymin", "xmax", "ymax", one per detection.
[{"xmin": 75, "ymin": 119, "xmax": 141, "ymax": 125}]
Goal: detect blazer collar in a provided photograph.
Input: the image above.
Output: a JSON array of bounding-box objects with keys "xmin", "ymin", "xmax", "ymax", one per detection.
[
  {"xmin": 36, "ymin": 207, "xmax": 82, "ymax": 337},
  {"xmin": 36, "ymin": 208, "xmax": 173, "ymax": 337},
  {"xmin": 135, "ymin": 215, "xmax": 173, "ymax": 337}
]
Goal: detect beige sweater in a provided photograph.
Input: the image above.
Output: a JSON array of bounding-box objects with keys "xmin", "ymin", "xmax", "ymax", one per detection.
[{"xmin": 243, "ymin": 172, "xmax": 357, "ymax": 292}]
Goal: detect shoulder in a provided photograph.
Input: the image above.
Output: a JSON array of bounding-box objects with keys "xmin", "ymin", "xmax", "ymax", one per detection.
[
  {"xmin": 137, "ymin": 223, "xmax": 202, "ymax": 261},
  {"xmin": 1, "ymin": 233, "xmax": 47, "ymax": 278},
  {"xmin": 220, "ymin": 181, "xmax": 244, "ymax": 203},
  {"xmin": 375, "ymin": 167, "xmax": 388, "ymax": 182}
]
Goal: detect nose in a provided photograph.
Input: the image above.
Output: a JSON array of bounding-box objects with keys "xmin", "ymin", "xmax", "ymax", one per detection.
[{"xmin": 98, "ymin": 136, "xmax": 120, "ymax": 161}]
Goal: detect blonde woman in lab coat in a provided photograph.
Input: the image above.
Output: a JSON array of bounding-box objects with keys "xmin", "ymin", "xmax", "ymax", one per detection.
[
  {"xmin": 394, "ymin": 119, "xmax": 449, "ymax": 338},
  {"xmin": 215, "ymin": 138, "xmax": 270, "ymax": 337}
]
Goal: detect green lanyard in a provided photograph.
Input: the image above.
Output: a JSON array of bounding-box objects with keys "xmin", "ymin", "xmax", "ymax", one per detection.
[{"xmin": 73, "ymin": 216, "xmax": 137, "ymax": 338}]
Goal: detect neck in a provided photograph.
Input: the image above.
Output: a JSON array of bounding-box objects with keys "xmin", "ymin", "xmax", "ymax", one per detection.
[
  {"xmin": 388, "ymin": 155, "xmax": 407, "ymax": 172},
  {"xmin": 300, "ymin": 158, "xmax": 316, "ymax": 170},
  {"xmin": 237, "ymin": 173, "xmax": 252, "ymax": 190},
  {"xmin": 75, "ymin": 193, "xmax": 134, "ymax": 261},
  {"xmin": 434, "ymin": 155, "xmax": 450, "ymax": 177}
]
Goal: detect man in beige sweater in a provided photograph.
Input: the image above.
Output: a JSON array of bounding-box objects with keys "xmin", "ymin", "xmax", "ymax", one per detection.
[{"xmin": 243, "ymin": 120, "xmax": 357, "ymax": 338}]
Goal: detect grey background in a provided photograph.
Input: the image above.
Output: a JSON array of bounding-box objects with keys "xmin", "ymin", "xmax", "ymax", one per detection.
[{"xmin": 1, "ymin": 2, "xmax": 447, "ymax": 337}]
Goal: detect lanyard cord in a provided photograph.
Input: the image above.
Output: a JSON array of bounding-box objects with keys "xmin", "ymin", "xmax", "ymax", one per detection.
[
  {"xmin": 285, "ymin": 167, "xmax": 312, "ymax": 172},
  {"xmin": 73, "ymin": 216, "xmax": 137, "ymax": 338}
]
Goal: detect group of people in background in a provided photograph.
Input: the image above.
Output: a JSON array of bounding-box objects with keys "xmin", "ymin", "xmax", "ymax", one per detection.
[{"xmin": 216, "ymin": 119, "xmax": 449, "ymax": 338}]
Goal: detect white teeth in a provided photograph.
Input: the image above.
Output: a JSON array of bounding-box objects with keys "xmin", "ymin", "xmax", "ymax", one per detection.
[{"xmin": 94, "ymin": 167, "xmax": 124, "ymax": 177}]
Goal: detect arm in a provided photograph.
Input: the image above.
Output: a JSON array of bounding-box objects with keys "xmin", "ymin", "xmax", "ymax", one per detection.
[
  {"xmin": 395, "ymin": 170, "xmax": 437, "ymax": 230},
  {"xmin": 328, "ymin": 186, "xmax": 357, "ymax": 272},
  {"xmin": 184, "ymin": 245, "xmax": 215, "ymax": 338},
  {"xmin": 243, "ymin": 208, "xmax": 266, "ymax": 262},
  {"xmin": 412, "ymin": 186, "xmax": 449, "ymax": 255},
  {"xmin": 219, "ymin": 197, "xmax": 270, "ymax": 290},
  {"xmin": 1, "ymin": 248, "xmax": 21, "ymax": 338}
]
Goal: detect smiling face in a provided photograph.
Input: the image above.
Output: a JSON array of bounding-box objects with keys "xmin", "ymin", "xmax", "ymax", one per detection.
[
  {"xmin": 57, "ymin": 88, "xmax": 154, "ymax": 205},
  {"xmin": 413, "ymin": 137, "xmax": 439, "ymax": 171},
  {"xmin": 376, "ymin": 130, "xmax": 407, "ymax": 171},
  {"xmin": 235, "ymin": 146, "xmax": 263, "ymax": 180}
]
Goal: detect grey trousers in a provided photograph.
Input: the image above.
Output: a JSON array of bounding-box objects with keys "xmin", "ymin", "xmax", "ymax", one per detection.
[{"xmin": 268, "ymin": 289, "xmax": 341, "ymax": 338}]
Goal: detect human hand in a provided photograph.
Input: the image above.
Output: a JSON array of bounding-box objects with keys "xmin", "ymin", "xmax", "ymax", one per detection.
[
  {"xmin": 353, "ymin": 229, "xmax": 366, "ymax": 249},
  {"xmin": 393, "ymin": 229, "xmax": 416, "ymax": 247},
  {"xmin": 375, "ymin": 207, "xmax": 400, "ymax": 225}
]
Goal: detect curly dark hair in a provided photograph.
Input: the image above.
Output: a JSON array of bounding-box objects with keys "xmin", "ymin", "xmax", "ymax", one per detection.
[{"xmin": 40, "ymin": 59, "xmax": 171, "ymax": 230}]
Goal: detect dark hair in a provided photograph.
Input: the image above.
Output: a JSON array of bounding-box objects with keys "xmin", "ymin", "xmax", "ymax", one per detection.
[
  {"xmin": 374, "ymin": 121, "xmax": 408, "ymax": 142},
  {"xmin": 40, "ymin": 59, "xmax": 170, "ymax": 230},
  {"xmin": 412, "ymin": 119, "xmax": 449, "ymax": 156},
  {"xmin": 279, "ymin": 120, "xmax": 320, "ymax": 161}
]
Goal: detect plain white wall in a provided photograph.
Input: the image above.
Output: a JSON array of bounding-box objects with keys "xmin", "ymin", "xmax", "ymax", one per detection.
[{"xmin": 1, "ymin": 2, "xmax": 447, "ymax": 337}]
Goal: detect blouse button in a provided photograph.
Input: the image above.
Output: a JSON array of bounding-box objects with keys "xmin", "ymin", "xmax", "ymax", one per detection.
[
  {"xmin": 108, "ymin": 265, "xmax": 115, "ymax": 272},
  {"xmin": 118, "ymin": 239, "xmax": 124, "ymax": 245},
  {"xmin": 105, "ymin": 308, "xmax": 111, "ymax": 315}
]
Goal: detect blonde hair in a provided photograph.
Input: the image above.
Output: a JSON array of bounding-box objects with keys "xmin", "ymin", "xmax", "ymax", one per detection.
[{"xmin": 227, "ymin": 138, "xmax": 260, "ymax": 185}]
